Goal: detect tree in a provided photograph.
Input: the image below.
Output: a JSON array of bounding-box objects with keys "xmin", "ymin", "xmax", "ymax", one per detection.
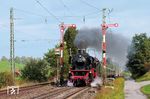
[
  {"xmin": 44, "ymin": 48, "xmax": 57, "ymax": 69},
  {"xmin": 44, "ymin": 44, "xmax": 69, "ymax": 79},
  {"xmin": 64, "ymin": 27, "xmax": 78, "ymax": 55},
  {"xmin": 1, "ymin": 56, "xmax": 8, "ymax": 61},
  {"xmin": 21, "ymin": 59, "xmax": 49, "ymax": 82},
  {"xmin": 62, "ymin": 44, "xmax": 69, "ymax": 78},
  {"xmin": 44, "ymin": 27, "xmax": 77, "ymax": 80},
  {"xmin": 126, "ymin": 33, "xmax": 150, "ymax": 78},
  {"xmin": 15, "ymin": 56, "xmax": 21, "ymax": 64}
]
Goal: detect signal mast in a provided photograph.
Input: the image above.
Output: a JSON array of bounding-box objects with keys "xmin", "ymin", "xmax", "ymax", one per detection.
[
  {"xmin": 101, "ymin": 8, "xmax": 118, "ymax": 85},
  {"xmin": 59, "ymin": 22, "xmax": 76, "ymax": 85}
]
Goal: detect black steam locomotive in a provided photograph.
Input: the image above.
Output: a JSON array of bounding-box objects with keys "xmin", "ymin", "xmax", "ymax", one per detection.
[{"xmin": 68, "ymin": 49, "xmax": 100, "ymax": 86}]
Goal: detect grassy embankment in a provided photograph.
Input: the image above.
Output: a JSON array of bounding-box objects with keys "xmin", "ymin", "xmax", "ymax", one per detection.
[
  {"xmin": 0, "ymin": 60, "xmax": 24, "ymax": 72},
  {"xmin": 136, "ymin": 71, "xmax": 150, "ymax": 82},
  {"xmin": 0, "ymin": 60, "xmax": 25, "ymax": 88},
  {"xmin": 141, "ymin": 84, "xmax": 150, "ymax": 99},
  {"xmin": 96, "ymin": 77, "xmax": 125, "ymax": 99}
]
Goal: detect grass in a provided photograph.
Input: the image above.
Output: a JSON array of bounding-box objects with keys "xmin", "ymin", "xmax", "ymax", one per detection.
[
  {"xmin": 0, "ymin": 61, "xmax": 25, "ymax": 88},
  {"xmin": 0, "ymin": 60, "xmax": 24, "ymax": 72},
  {"xmin": 96, "ymin": 77, "xmax": 125, "ymax": 99},
  {"xmin": 136, "ymin": 71, "xmax": 150, "ymax": 82},
  {"xmin": 141, "ymin": 84, "xmax": 150, "ymax": 99}
]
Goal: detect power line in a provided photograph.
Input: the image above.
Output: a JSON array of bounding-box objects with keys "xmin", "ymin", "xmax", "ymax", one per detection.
[
  {"xmin": 35, "ymin": 0, "xmax": 61, "ymax": 23},
  {"xmin": 80, "ymin": 0, "xmax": 101, "ymax": 11},
  {"xmin": 14, "ymin": 7, "xmax": 101, "ymax": 20},
  {"xmin": 14, "ymin": 8, "xmax": 46, "ymax": 18},
  {"xmin": 59, "ymin": 0, "xmax": 75, "ymax": 15},
  {"xmin": 14, "ymin": 39, "xmax": 59, "ymax": 42},
  {"xmin": 84, "ymin": 10, "xmax": 101, "ymax": 16},
  {"xmin": 9, "ymin": 1, "xmax": 103, "ymax": 26},
  {"xmin": 15, "ymin": 8, "xmax": 78, "ymax": 18}
]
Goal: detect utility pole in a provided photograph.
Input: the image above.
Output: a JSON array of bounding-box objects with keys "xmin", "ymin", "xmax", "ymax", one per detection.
[{"xmin": 10, "ymin": 7, "xmax": 15, "ymax": 85}]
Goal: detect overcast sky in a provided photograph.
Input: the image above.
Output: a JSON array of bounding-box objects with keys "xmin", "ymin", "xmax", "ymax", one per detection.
[{"xmin": 0, "ymin": 0, "xmax": 150, "ymax": 58}]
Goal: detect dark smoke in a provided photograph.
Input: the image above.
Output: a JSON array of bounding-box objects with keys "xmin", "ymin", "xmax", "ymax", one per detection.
[{"xmin": 74, "ymin": 27, "xmax": 130, "ymax": 66}]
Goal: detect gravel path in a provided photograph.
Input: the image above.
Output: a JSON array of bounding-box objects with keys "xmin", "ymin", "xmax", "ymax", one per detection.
[{"xmin": 125, "ymin": 80, "xmax": 150, "ymax": 99}]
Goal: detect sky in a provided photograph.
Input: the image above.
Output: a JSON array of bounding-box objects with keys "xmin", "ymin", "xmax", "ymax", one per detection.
[{"xmin": 0, "ymin": 0, "xmax": 150, "ymax": 59}]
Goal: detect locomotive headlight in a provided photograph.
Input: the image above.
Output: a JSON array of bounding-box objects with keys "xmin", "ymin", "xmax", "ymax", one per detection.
[{"xmin": 89, "ymin": 71, "xmax": 92, "ymax": 73}]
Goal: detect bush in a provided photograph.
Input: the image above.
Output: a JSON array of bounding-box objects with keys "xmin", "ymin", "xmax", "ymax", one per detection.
[
  {"xmin": 0, "ymin": 72, "xmax": 13, "ymax": 88},
  {"xmin": 136, "ymin": 71, "xmax": 150, "ymax": 82},
  {"xmin": 21, "ymin": 59, "xmax": 49, "ymax": 82},
  {"xmin": 96, "ymin": 78, "xmax": 125, "ymax": 99},
  {"xmin": 141, "ymin": 84, "xmax": 150, "ymax": 99}
]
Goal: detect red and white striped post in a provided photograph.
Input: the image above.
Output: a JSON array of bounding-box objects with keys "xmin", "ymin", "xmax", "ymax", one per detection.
[
  {"xmin": 60, "ymin": 23, "xmax": 65, "ymax": 68},
  {"xmin": 59, "ymin": 23, "xmax": 76, "ymax": 68},
  {"xmin": 101, "ymin": 8, "xmax": 118, "ymax": 85},
  {"xmin": 59, "ymin": 23, "xmax": 76, "ymax": 85},
  {"xmin": 101, "ymin": 22, "xmax": 108, "ymax": 85}
]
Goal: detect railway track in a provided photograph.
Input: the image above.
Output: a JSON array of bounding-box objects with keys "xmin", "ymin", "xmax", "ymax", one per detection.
[
  {"xmin": 32, "ymin": 87, "xmax": 90, "ymax": 99},
  {"xmin": 63, "ymin": 87, "xmax": 90, "ymax": 99},
  {"xmin": 32, "ymin": 87, "xmax": 72, "ymax": 99},
  {"xmin": 0, "ymin": 82, "xmax": 51, "ymax": 96},
  {"xmin": 0, "ymin": 83, "xmax": 92, "ymax": 99}
]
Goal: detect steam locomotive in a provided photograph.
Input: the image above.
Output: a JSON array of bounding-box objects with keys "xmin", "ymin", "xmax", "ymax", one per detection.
[{"xmin": 68, "ymin": 49, "xmax": 100, "ymax": 86}]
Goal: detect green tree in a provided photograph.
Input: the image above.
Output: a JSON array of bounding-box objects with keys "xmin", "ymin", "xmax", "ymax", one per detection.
[
  {"xmin": 126, "ymin": 33, "xmax": 150, "ymax": 78},
  {"xmin": 21, "ymin": 59, "xmax": 49, "ymax": 82},
  {"xmin": 62, "ymin": 45, "xmax": 69, "ymax": 78},
  {"xmin": 64, "ymin": 27, "xmax": 78, "ymax": 55},
  {"xmin": 44, "ymin": 27, "xmax": 77, "ymax": 80},
  {"xmin": 1, "ymin": 56, "xmax": 8, "ymax": 61},
  {"xmin": 44, "ymin": 44, "xmax": 69, "ymax": 79},
  {"xmin": 44, "ymin": 48, "xmax": 57, "ymax": 68},
  {"xmin": 43, "ymin": 48, "xmax": 57, "ymax": 77},
  {"xmin": 15, "ymin": 56, "xmax": 21, "ymax": 64}
]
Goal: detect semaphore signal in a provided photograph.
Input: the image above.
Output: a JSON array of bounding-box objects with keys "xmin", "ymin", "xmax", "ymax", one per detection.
[
  {"xmin": 59, "ymin": 22, "xmax": 76, "ymax": 86},
  {"xmin": 101, "ymin": 8, "xmax": 118, "ymax": 85}
]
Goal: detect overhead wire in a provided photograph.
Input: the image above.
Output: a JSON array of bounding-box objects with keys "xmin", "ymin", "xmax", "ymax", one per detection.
[
  {"xmin": 79, "ymin": 0, "xmax": 101, "ymax": 11},
  {"xmin": 14, "ymin": 7, "xmax": 101, "ymax": 21},
  {"xmin": 79, "ymin": 0, "xmax": 103, "ymax": 23},
  {"xmin": 59, "ymin": 0, "xmax": 75, "ymax": 16},
  {"xmin": 7, "ymin": 0, "xmax": 104, "ymax": 31},
  {"xmin": 14, "ymin": 8, "xmax": 47, "ymax": 18},
  {"xmin": 35, "ymin": 0, "xmax": 61, "ymax": 23},
  {"xmin": 0, "ymin": 24, "xmax": 56, "ymax": 43},
  {"xmin": 14, "ymin": 39, "xmax": 59, "ymax": 42}
]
